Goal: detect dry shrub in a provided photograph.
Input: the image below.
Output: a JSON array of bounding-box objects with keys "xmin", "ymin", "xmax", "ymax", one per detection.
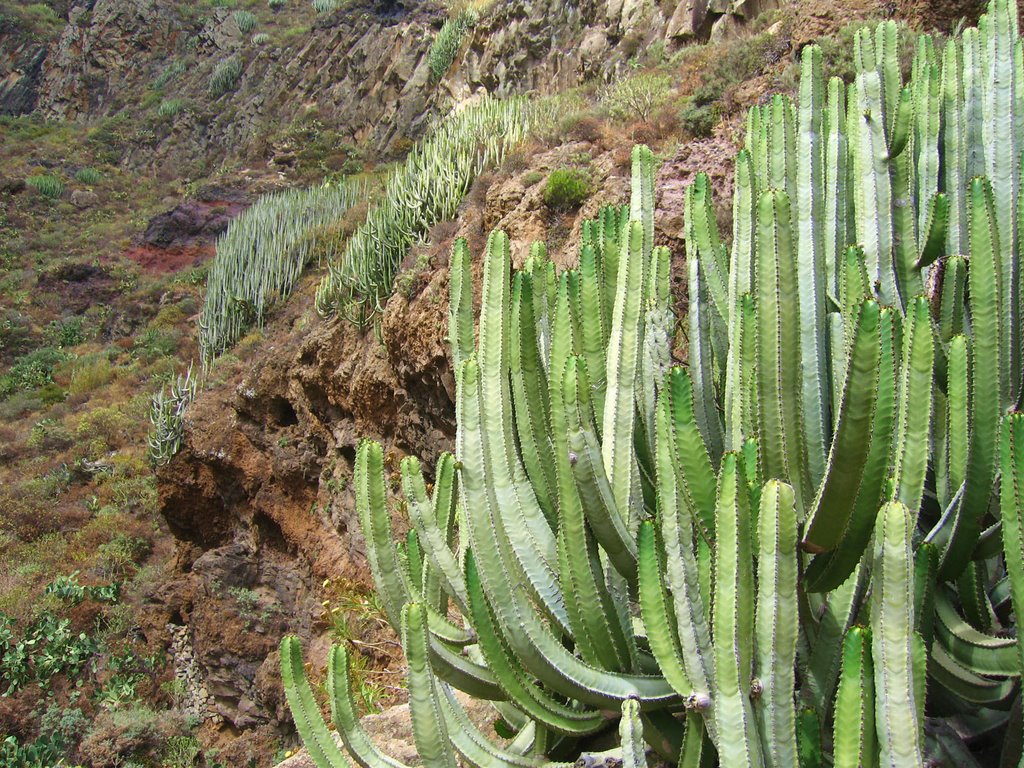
[
  {"xmin": 567, "ymin": 114, "xmax": 606, "ymax": 144},
  {"xmin": 502, "ymin": 151, "xmax": 529, "ymax": 173},
  {"xmin": 468, "ymin": 171, "xmax": 495, "ymax": 210},
  {"xmin": 77, "ymin": 705, "xmax": 189, "ymax": 767},
  {"xmin": 69, "ymin": 357, "xmax": 114, "ymax": 396},
  {"xmin": 0, "ymin": 485, "xmax": 61, "ymax": 542},
  {"xmin": 632, "ymin": 106, "xmax": 682, "ymax": 146},
  {"xmin": 428, "ymin": 219, "xmax": 460, "ymax": 254}
]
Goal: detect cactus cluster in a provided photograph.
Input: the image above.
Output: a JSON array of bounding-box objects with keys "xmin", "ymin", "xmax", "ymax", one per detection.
[
  {"xmin": 199, "ymin": 180, "xmax": 364, "ymax": 364},
  {"xmin": 429, "ymin": 10, "xmax": 477, "ymax": 84},
  {"xmin": 314, "ymin": 97, "xmax": 540, "ymax": 327},
  {"xmin": 282, "ymin": 1, "xmax": 1024, "ymax": 765},
  {"xmin": 148, "ymin": 364, "xmax": 198, "ymax": 465}
]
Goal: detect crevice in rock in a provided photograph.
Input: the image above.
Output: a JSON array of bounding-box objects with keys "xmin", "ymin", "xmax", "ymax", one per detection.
[{"xmin": 269, "ymin": 396, "xmax": 299, "ymax": 428}]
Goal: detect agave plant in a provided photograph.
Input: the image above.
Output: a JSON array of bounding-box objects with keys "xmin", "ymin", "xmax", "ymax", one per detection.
[
  {"xmin": 209, "ymin": 56, "xmax": 243, "ymax": 96},
  {"xmin": 157, "ymin": 98, "xmax": 185, "ymax": 119},
  {"xmin": 234, "ymin": 9, "xmax": 258, "ymax": 33},
  {"xmin": 281, "ymin": 2, "xmax": 1024, "ymax": 765},
  {"xmin": 25, "ymin": 174, "xmax": 64, "ymax": 199}
]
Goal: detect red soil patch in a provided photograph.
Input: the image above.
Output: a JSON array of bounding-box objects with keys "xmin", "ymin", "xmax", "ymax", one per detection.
[{"xmin": 124, "ymin": 243, "xmax": 214, "ymax": 274}]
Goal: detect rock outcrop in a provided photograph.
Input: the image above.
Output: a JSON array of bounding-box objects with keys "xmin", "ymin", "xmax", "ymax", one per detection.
[
  {"xmin": 6, "ymin": 0, "xmax": 775, "ymax": 177},
  {"xmin": 0, "ymin": 40, "xmax": 47, "ymax": 115}
]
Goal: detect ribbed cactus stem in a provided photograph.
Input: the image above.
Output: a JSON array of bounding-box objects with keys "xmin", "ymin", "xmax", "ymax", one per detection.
[{"xmin": 871, "ymin": 501, "xmax": 924, "ymax": 767}]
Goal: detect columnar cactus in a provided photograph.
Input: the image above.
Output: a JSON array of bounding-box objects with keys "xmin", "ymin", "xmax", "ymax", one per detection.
[
  {"xmin": 281, "ymin": 2, "xmax": 1024, "ymax": 765},
  {"xmin": 199, "ymin": 180, "xmax": 365, "ymax": 365},
  {"xmin": 314, "ymin": 97, "xmax": 542, "ymax": 328}
]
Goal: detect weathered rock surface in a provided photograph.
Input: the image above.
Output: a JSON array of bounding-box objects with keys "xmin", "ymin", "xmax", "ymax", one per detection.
[
  {"xmin": 0, "ymin": 40, "xmax": 47, "ymax": 115},
  {"xmin": 154, "ymin": 260, "xmax": 456, "ymax": 733},
  {"xmin": 6, "ymin": 0, "xmax": 776, "ymax": 176}
]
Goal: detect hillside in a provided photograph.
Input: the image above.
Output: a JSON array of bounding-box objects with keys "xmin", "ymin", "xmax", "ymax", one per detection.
[{"xmin": 0, "ymin": 0, "xmax": 1005, "ymax": 766}]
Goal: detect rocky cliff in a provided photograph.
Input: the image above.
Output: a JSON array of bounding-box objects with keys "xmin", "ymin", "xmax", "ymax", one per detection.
[{"xmin": 3, "ymin": 0, "xmax": 778, "ymax": 178}]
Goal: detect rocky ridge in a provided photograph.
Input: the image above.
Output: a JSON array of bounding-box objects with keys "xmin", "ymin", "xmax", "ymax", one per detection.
[{"xmin": 3, "ymin": 0, "xmax": 778, "ymax": 178}]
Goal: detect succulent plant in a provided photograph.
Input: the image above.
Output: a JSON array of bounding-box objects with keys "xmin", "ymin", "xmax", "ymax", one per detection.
[
  {"xmin": 148, "ymin": 364, "xmax": 198, "ymax": 465},
  {"xmin": 209, "ymin": 56, "xmax": 243, "ymax": 97},
  {"xmin": 314, "ymin": 97, "xmax": 542, "ymax": 328},
  {"xmin": 428, "ymin": 10, "xmax": 477, "ymax": 84},
  {"xmin": 199, "ymin": 180, "xmax": 365, "ymax": 364},
  {"xmin": 281, "ymin": 1, "xmax": 1024, "ymax": 765},
  {"xmin": 25, "ymin": 174, "xmax": 64, "ymax": 199},
  {"xmin": 234, "ymin": 10, "xmax": 258, "ymax": 33}
]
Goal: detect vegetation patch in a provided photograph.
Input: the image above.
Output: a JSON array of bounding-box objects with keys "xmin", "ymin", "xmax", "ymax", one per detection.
[
  {"xmin": 315, "ymin": 96, "xmax": 544, "ymax": 324},
  {"xmin": 152, "ymin": 59, "xmax": 187, "ymax": 90},
  {"xmin": 74, "ymin": 167, "xmax": 103, "ymax": 185},
  {"xmin": 157, "ymin": 98, "xmax": 186, "ymax": 119},
  {"xmin": 234, "ymin": 9, "xmax": 258, "ymax": 32},
  {"xmin": 25, "ymin": 174, "xmax": 64, "ymax": 199},
  {"xmin": 199, "ymin": 181, "xmax": 365, "ymax": 362},
  {"xmin": 209, "ymin": 56, "xmax": 243, "ymax": 97},
  {"xmin": 600, "ymin": 72, "xmax": 672, "ymax": 122},
  {"xmin": 542, "ymin": 167, "xmax": 591, "ymax": 211},
  {"xmin": 428, "ymin": 10, "xmax": 476, "ymax": 83}
]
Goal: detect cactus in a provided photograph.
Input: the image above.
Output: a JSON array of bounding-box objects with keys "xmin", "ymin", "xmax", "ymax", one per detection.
[
  {"xmin": 280, "ymin": 2, "xmax": 1024, "ymax": 765},
  {"xmin": 315, "ymin": 97, "xmax": 543, "ymax": 327},
  {"xmin": 147, "ymin": 363, "xmax": 198, "ymax": 465},
  {"xmin": 199, "ymin": 180, "xmax": 365, "ymax": 364}
]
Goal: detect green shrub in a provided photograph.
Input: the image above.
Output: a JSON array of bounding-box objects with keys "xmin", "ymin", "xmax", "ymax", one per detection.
[
  {"xmin": 39, "ymin": 703, "xmax": 89, "ymax": 750},
  {"xmin": 157, "ymin": 98, "xmax": 185, "ymax": 118},
  {"xmin": 522, "ymin": 170, "xmax": 544, "ymax": 186},
  {"xmin": 152, "ymin": 60, "xmax": 187, "ymax": 89},
  {"xmin": 542, "ymin": 167, "xmax": 591, "ymax": 210},
  {"xmin": 0, "ymin": 311, "xmax": 32, "ymax": 358},
  {"xmin": 0, "ymin": 734, "xmax": 65, "ymax": 767},
  {"xmin": 599, "ymin": 72, "xmax": 672, "ymax": 122},
  {"xmin": 428, "ymin": 10, "xmax": 476, "ymax": 82},
  {"xmin": 43, "ymin": 317, "xmax": 85, "ymax": 348},
  {"xmin": 27, "ymin": 418, "xmax": 73, "ymax": 451},
  {"xmin": 74, "ymin": 167, "xmax": 102, "ymax": 185},
  {"xmin": 162, "ymin": 735, "xmax": 201, "ymax": 768},
  {"xmin": 312, "ymin": 0, "xmax": 338, "ymax": 12},
  {"xmin": 98, "ymin": 534, "xmax": 151, "ymax": 578},
  {"xmin": 678, "ymin": 97, "xmax": 719, "ymax": 138},
  {"xmin": 268, "ymin": 0, "xmax": 286, "ymax": 7},
  {"xmin": 209, "ymin": 57, "xmax": 243, "ymax": 96},
  {"xmin": 131, "ymin": 327, "xmax": 180, "ymax": 361},
  {"xmin": 234, "ymin": 9, "xmax": 257, "ymax": 32},
  {"xmin": 0, "ymin": 347, "xmax": 68, "ymax": 398},
  {"xmin": 251, "ymin": 31, "xmax": 270, "ymax": 44},
  {"xmin": 25, "ymin": 174, "xmax": 64, "ymax": 199}
]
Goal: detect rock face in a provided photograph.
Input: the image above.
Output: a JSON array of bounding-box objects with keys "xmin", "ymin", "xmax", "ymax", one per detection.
[
  {"xmin": 155, "ymin": 259, "xmax": 456, "ymax": 733},
  {"xmin": 0, "ymin": 40, "xmax": 47, "ymax": 115},
  {"xmin": 7, "ymin": 0, "xmax": 772, "ymax": 176}
]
